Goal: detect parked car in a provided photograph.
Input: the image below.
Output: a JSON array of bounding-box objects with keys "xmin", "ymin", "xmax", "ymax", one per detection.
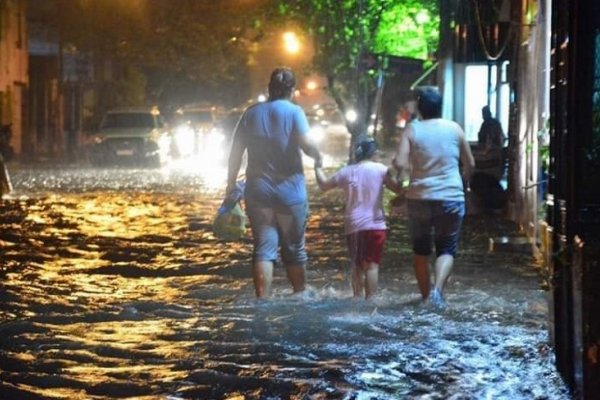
[{"xmin": 89, "ymin": 107, "xmax": 170, "ymax": 167}]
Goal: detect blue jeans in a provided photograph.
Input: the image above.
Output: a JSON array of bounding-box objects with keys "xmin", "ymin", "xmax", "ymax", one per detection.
[{"xmin": 407, "ymin": 200, "xmax": 465, "ymax": 257}]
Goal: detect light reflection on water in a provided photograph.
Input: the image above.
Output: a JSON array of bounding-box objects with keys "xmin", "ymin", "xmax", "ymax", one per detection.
[{"xmin": 0, "ymin": 166, "xmax": 570, "ymax": 399}]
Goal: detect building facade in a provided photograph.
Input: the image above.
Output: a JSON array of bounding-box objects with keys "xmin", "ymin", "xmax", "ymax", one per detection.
[{"xmin": 0, "ymin": 0, "xmax": 28, "ymax": 156}]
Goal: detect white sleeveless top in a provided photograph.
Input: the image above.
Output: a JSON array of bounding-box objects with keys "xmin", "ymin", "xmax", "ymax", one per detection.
[{"xmin": 407, "ymin": 119, "xmax": 466, "ymax": 202}]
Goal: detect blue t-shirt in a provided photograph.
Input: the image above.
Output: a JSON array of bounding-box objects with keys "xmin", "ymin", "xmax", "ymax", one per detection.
[{"xmin": 234, "ymin": 99, "xmax": 310, "ymax": 206}]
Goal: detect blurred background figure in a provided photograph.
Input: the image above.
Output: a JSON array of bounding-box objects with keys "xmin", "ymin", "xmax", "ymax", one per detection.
[{"xmin": 470, "ymin": 105, "xmax": 507, "ymax": 212}]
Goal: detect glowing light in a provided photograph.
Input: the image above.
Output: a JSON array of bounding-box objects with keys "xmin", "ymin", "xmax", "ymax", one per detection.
[
  {"xmin": 416, "ymin": 10, "xmax": 430, "ymax": 25},
  {"xmin": 306, "ymin": 80, "xmax": 318, "ymax": 91},
  {"xmin": 173, "ymin": 125, "xmax": 196, "ymax": 158},
  {"xmin": 283, "ymin": 31, "xmax": 300, "ymax": 54},
  {"xmin": 257, "ymin": 94, "xmax": 267, "ymax": 102},
  {"xmin": 308, "ymin": 125, "xmax": 325, "ymax": 143},
  {"xmin": 345, "ymin": 110, "xmax": 358, "ymax": 123}
]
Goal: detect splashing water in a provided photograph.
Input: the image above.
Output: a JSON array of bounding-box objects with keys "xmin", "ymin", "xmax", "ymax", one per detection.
[{"xmin": 0, "ymin": 162, "xmax": 569, "ymax": 399}]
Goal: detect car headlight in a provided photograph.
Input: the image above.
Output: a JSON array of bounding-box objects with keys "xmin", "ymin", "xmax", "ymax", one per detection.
[
  {"xmin": 207, "ymin": 127, "xmax": 225, "ymax": 146},
  {"xmin": 174, "ymin": 125, "xmax": 196, "ymax": 153}
]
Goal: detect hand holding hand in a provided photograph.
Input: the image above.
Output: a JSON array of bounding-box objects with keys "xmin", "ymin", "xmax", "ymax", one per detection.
[{"xmin": 314, "ymin": 154, "xmax": 323, "ymax": 169}]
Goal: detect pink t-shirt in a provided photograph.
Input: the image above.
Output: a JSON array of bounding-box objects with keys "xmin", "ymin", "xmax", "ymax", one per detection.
[{"xmin": 331, "ymin": 160, "xmax": 389, "ymax": 234}]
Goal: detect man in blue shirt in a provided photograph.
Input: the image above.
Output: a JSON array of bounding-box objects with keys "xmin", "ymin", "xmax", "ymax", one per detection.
[{"xmin": 227, "ymin": 67, "xmax": 323, "ymax": 298}]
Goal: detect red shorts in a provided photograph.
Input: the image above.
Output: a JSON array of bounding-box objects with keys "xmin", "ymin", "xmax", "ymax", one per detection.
[{"xmin": 346, "ymin": 229, "xmax": 387, "ymax": 269}]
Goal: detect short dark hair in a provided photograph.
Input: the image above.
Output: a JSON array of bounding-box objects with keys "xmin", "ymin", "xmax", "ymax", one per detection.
[
  {"xmin": 416, "ymin": 86, "xmax": 442, "ymax": 119},
  {"xmin": 354, "ymin": 135, "xmax": 378, "ymax": 162},
  {"xmin": 268, "ymin": 67, "xmax": 296, "ymax": 100},
  {"xmin": 482, "ymin": 105, "xmax": 492, "ymax": 119}
]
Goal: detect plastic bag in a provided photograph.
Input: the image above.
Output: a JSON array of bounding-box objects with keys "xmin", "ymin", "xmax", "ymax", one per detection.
[
  {"xmin": 212, "ymin": 181, "xmax": 247, "ymax": 241},
  {"xmin": 213, "ymin": 202, "xmax": 247, "ymax": 241}
]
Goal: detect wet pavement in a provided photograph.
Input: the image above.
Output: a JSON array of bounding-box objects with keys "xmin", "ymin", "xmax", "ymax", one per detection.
[{"xmin": 0, "ymin": 137, "xmax": 570, "ymax": 399}]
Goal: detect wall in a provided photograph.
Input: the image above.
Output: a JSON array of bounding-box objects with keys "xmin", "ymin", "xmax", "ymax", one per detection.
[
  {"xmin": 509, "ymin": 0, "xmax": 551, "ymax": 245},
  {"xmin": 0, "ymin": 0, "xmax": 28, "ymax": 156}
]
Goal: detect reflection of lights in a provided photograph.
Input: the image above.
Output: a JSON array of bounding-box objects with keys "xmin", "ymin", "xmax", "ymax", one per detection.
[
  {"xmin": 257, "ymin": 94, "xmax": 267, "ymax": 102},
  {"xmin": 368, "ymin": 124, "xmax": 375, "ymax": 134},
  {"xmin": 283, "ymin": 31, "xmax": 300, "ymax": 54},
  {"xmin": 294, "ymin": 89, "xmax": 301, "ymax": 97},
  {"xmin": 345, "ymin": 110, "xmax": 358, "ymax": 123},
  {"xmin": 316, "ymin": 109, "xmax": 325, "ymax": 117}
]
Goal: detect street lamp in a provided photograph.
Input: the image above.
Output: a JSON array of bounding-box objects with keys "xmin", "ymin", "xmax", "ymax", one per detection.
[
  {"xmin": 282, "ymin": 31, "xmax": 300, "ymax": 54},
  {"xmin": 305, "ymin": 80, "xmax": 318, "ymax": 91}
]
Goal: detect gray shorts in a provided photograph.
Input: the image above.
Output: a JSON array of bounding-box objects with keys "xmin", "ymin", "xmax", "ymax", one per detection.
[{"xmin": 245, "ymin": 200, "xmax": 308, "ymax": 265}]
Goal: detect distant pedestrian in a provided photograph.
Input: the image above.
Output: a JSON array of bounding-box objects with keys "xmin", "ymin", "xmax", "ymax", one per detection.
[
  {"xmin": 471, "ymin": 105, "xmax": 507, "ymax": 210},
  {"xmin": 315, "ymin": 136, "xmax": 402, "ymax": 299},
  {"xmin": 477, "ymin": 105, "xmax": 505, "ymax": 157},
  {"xmin": 226, "ymin": 67, "xmax": 323, "ymax": 298},
  {"xmin": 392, "ymin": 87, "xmax": 475, "ymax": 308}
]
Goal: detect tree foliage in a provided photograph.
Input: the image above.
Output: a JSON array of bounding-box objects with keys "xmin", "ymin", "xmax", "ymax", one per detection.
[
  {"xmin": 373, "ymin": 2, "xmax": 439, "ymax": 60},
  {"xmin": 271, "ymin": 0, "xmax": 438, "ymax": 142},
  {"xmin": 39, "ymin": 0, "xmax": 268, "ymax": 107}
]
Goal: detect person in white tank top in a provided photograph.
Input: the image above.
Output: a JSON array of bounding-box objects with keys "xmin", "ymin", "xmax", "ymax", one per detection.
[{"xmin": 393, "ymin": 87, "xmax": 475, "ymax": 309}]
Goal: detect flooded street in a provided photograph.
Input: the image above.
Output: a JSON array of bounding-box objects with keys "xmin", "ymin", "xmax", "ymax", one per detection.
[{"xmin": 0, "ymin": 134, "xmax": 569, "ymax": 399}]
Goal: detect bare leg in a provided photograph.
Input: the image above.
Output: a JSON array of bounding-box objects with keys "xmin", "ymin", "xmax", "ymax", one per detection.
[
  {"xmin": 351, "ymin": 263, "xmax": 363, "ymax": 298},
  {"xmin": 285, "ymin": 264, "xmax": 306, "ymax": 294},
  {"xmin": 433, "ymin": 254, "xmax": 454, "ymax": 294},
  {"xmin": 414, "ymin": 254, "xmax": 431, "ymax": 300},
  {"xmin": 364, "ymin": 263, "xmax": 379, "ymax": 299},
  {"xmin": 253, "ymin": 260, "xmax": 274, "ymax": 298}
]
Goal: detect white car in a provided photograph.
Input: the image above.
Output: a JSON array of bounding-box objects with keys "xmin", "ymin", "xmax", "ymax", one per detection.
[{"xmin": 89, "ymin": 107, "xmax": 170, "ymax": 167}]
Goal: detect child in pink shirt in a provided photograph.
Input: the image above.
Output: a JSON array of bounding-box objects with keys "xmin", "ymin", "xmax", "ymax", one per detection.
[{"xmin": 315, "ymin": 137, "xmax": 402, "ymax": 299}]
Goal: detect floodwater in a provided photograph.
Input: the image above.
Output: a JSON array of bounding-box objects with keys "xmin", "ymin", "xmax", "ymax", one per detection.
[{"xmin": 0, "ymin": 138, "xmax": 570, "ymax": 399}]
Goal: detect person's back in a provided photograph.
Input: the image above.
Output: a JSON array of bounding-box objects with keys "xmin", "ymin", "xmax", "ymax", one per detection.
[
  {"xmin": 393, "ymin": 86, "xmax": 475, "ymax": 308},
  {"xmin": 473, "ymin": 106, "xmax": 506, "ymax": 204},
  {"xmin": 226, "ymin": 66, "xmax": 323, "ymax": 298},
  {"xmin": 478, "ymin": 106, "xmax": 505, "ymax": 152},
  {"xmin": 332, "ymin": 160, "xmax": 388, "ymax": 235},
  {"xmin": 237, "ymin": 99, "xmax": 309, "ymax": 207},
  {"xmin": 407, "ymin": 118, "xmax": 465, "ymax": 202}
]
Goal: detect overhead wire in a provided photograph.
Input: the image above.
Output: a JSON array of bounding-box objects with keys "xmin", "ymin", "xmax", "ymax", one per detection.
[{"xmin": 472, "ymin": 0, "xmax": 514, "ymax": 61}]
